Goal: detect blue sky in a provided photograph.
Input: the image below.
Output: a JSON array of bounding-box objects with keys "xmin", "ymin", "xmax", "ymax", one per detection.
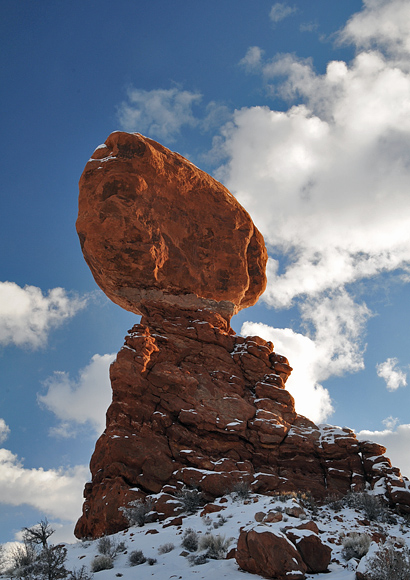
[{"xmin": 1, "ymin": 0, "xmax": 410, "ymax": 545}]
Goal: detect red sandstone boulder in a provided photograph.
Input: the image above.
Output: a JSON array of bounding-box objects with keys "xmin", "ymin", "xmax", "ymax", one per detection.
[
  {"xmin": 236, "ymin": 526, "xmax": 307, "ymax": 579},
  {"xmin": 286, "ymin": 525, "xmax": 332, "ymax": 573},
  {"xmin": 77, "ymin": 131, "xmax": 267, "ymax": 319}
]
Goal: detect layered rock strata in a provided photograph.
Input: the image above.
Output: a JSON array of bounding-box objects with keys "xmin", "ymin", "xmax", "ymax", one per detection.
[{"xmin": 75, "ymin": 306, "xmax": 410, "ymax": 538}]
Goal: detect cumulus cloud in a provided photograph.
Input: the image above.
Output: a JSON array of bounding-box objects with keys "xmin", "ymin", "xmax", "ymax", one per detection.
[
  {"xmin": 269, "ymin": 2, "xmax": 296, "ymax": 23},
  {"xmin": 358, "ymin": 420, "xmax": 410, "ymax": 478},
  {"xmin": 0, "ymin": 282, "xmax": 87, "ymax": 349},
  {"xmin": 239, "ymin": 46, "xmax": 264, "ymax": 72},
  {"xmin": 340, "ymin": 0, "xmax": 410, "ymax": 64},
  {"xmin": 38, "ymin": 353, "xmax": 116, "ymax": 437},
  {"xmin": 376, "ymin": 357, "xmax": 407, "ymax": 391},
  {"xmin": 216, "ymin": 49, "xmax": 410, "ymax": 311},
  {"xmin": 0, "ymin": 419, "xmax": 10, "ymax": 444},
  {"xmin": 216, "ymin": 0, "xmax": 410, "ymax": 314},
  {"xmin": 210, "ymin": 2, "xmax": 410, "ymax": 413},
  {"xmin": 241, "ymin": 320, "xmax": 333, "ymax": 423},
  {"xmin": 241, "ymin": 288, "xmax": 370, "ymax": 423},
  {"xmin": 117, "ymin": 87, "xmax": 202, "ymax": 141},
  {"xmin": 0, "ymin": 447, "xmax": 88, "ymax": 521}
]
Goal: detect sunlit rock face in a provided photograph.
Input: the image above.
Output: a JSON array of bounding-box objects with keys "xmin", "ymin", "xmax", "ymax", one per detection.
[
  {"xmin": 75, "ymin": 133, "xmax": 410, "ymax": 539},
  {"xmin": 76, "ymin": 131, "xmax": 267, "ymax": 320}
]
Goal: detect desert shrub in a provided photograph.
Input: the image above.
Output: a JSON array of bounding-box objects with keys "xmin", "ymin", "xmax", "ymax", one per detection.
[
  {"xmin": 231, "ymin": 480, "xmax": 250, "ymax": 500},
  {"xmin": 326, "ymin": 493, "xmax": 344, "ymax": 511},
  {"xmin": 91, "ymin": 555, "xmax": 114, "ymax": 572},
  {"xmin": 120, "ymin": 498, "xmax": 153, "ymax": 527},
  {"xmin": 275, "ymin": 491, "xmax": 298, "ymax": 503},
  {"xmin": 158, "ymin": 543, "xmax": 174, "ymax": 555},
  {"xmin": 347, "ymin": 492, "xmax": 386, "ymax": 521},
  {"xmin": 38, "ymin": 545, "xmax": 69, "ymax": 580},
  {"xmin": 9, "ymin": 544, "xmax": 68, "ymax": 580},
  {"xmin": 181, "ymin": 529, "xmax": 199, "ymax": 552},
  {"xmin": 199, "ymin": 534, "xmax": 231, "ymax": 559},
  {"xmin": 9, "ymin": 543, "xmax": 37, "ymax": 572},
  {"xmin": 69, "ymin": 566, "xmax": 93, "ymax": 580},
  {"xmin": 297, "ymin": 491, "xmax": 319, "ymax": 515},
  {"xmin": 128, "ymin": 550, "xmax": 146, "ymax": 566},
  {"xmin": 97, "ymin": 536, "xmax": 112, "ymax": 556},
  {"xmin": 213, "ymin": 514, "xmax": 228, "ymax": 529},
  {"xmin": 147, "ymin": 558, "xmax": 157, "ymax": 566},
  {"xmin": 366, "ymin": 542, "xmax": 410, "ymax": 580},
  {"xmin": 175, "ymin": 487, "xmax": 202, "ymax": 514},
  {"xmin": 188, "ymin": 553, "xmax": 208, "ymax": 566},
  {"xmin": 342, "ymin": 533, "xmax": 371, "ymax": 560},
  {"xmin": 97, "ymin": 536, "xmax": 126, "ymax": 559}
]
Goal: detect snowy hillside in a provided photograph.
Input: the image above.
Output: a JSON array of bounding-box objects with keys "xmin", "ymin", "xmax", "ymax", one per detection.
[{"xmin": 7, "ymin": 490, "xmax": 409, "ymax": 580}]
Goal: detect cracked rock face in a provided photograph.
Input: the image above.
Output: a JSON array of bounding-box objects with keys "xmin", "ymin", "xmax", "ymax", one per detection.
[{"xmin": 76, "ymin": 131, "xmax": 267, "ymax": 319}]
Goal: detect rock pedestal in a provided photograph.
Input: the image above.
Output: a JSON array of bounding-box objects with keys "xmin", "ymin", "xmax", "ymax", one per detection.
[{"xmin": 74, "ymin": 306, "xmax": 410, "ymax": 538}]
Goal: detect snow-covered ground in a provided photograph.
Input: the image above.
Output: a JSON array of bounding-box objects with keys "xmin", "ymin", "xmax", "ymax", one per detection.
[{"xmin": 31, "ymin": 492, "xmax": 408, "ymax": 580}]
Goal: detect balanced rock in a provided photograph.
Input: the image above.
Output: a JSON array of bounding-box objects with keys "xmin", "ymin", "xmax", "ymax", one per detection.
[
  {"xmin": 76, "ymin": 131, "xmax": 267, "ymax": 319},
  {"xmin": 75, "ymin": 134, "xmax": 410, "ymax": 540}
]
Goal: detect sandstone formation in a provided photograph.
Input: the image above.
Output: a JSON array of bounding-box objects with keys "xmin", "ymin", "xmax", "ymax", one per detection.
[
  {"xmin": 74, "ymin": 306, "xmax": 410, "ymax": 538},
  {"xmin": 75, "ymin": 133, "xmax": 410, "ymax": 541},
  {"xmin": 76, "ymin": 131, "xmax": 267, "ymax": 319}
]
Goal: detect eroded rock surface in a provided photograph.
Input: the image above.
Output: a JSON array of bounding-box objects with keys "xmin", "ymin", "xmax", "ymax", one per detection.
[
  {"xmin": 76, "ymin": 131, "xmax": 267, "ymax": 319},
  {"xmin": 74, "ymin": 308, "xmax": 410, "ymax": 538}
]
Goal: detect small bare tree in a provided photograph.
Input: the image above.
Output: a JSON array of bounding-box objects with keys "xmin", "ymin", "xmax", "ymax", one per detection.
[
  {"xmin": 23, "ymin": 519, "xmax": 54, "ymax": 550},
  {"xmin": 9, "ymin": 519, "xmax": 69, "ymax": 580}
]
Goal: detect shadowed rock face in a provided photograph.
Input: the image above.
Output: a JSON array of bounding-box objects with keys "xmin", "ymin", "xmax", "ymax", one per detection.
[
  {"xmin": 75, "ymin": 133, "xmax": 410, "ymax": 540},
  {"xmin": 74, "ymin": 306, "xmax": 410, "ymax": 539},
  {"xmin": 76, "ymin": 131, "xmax": 267, "ymax": 319}
]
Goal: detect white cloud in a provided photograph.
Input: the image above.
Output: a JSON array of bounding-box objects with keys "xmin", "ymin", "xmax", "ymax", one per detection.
[
  {"xmin": 241, "ymin": 291, "xmax": 370, "ymax": 424},
  {"xmin": 269, "ymin": 3, "xmax": 296, "ymax": 23},
  {"xmin": 239, "ymin": 46, "xmax": 264, "ymax": 71},
  {"xmin": 376, "ymin": 357, "xmax": 407, "ymax": 391},
  {"xmin": 0, "ymin": 448, "xmax": 88, "ymax": 521},
  {"xmin": 209, "ymin": 0, "xmax": 410, "ymax": 430},
  {"xmin": 382, "ymin": 415, "xmax": 399, "ymax": 430},
  {"xmin": 299, "ymin": 291, "xmax": 371, "ymax": 380},
  {"xmin": 0, "ymin": 282, "xmax": 87, "ymax": 349},
  {"xmin": 216, "ymin": 24, "xmax": 410, "ymax": 312},
  {"xmin": 241, "ymin": 321, "xmax": 333, "ymax": 424},
  {"xmin": 0, "ymin": 419, "xmax": 10, "ymax": 444},
  {"xmin": 117, "ymin": 87, "xmax": 202, "ymax": 141},
  {"xmin": 358, "ymin": 421, "xmax": 410, "ymax": 478},
  {"xmin": 38, "ymin": 353, "xmax": 116, "ymax": 437},
  {"xmin": 340, "ymin": 0, "xmax": 410, "ymax": 64}
]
